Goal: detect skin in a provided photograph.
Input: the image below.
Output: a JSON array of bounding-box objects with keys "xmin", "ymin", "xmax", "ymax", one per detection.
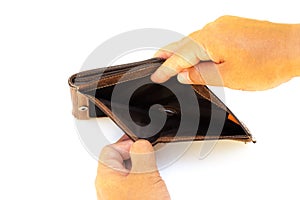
[
  {"xmin": 151, "ymin": 15, "xmax": 300, "ymax": 90},
  {"xmin": 95, "ymin": 139, "xmax": 170, "ymax": 200},
  {"xmin": 95, "ymin": 16, "xmax": 300, "ymax": 199}
]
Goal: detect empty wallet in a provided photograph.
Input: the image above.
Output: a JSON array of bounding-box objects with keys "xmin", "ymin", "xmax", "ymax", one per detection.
[{"xmin": 68, "ymin": 58, "xmax": 255, "ymax": 145}]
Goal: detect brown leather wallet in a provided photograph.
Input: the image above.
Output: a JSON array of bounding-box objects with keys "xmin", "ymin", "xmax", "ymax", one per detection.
[{"xmin": 68, "ymin": 58, "xmax": 255, "ymax": 145}]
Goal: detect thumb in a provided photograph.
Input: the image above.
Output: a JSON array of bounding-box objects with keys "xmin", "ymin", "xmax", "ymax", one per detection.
[{"xmin": 129, "ymin": 140, "xmax": 158, "ymax": 173}]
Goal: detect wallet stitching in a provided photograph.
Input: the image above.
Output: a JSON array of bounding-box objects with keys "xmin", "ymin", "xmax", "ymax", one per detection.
[
  {"xmin": 158, "ymin": 135, "xmax": 250, "ymax": 140},
  {"xmin": 83, "ymin": 74, "xmax": 148, "ymax": 92},
  {"xmin": 88, "ymin": 64, "xmax": 157, "ymax": 82},
  {"xmin": 240, "ymin": 121, "xmax": 252, "ymax": 138},
  {"xmin": 82, "ymin": 66, "xmax": 157, "ymax": 92},
  {"xmin": 193, "ymin": 85, "xmax": 252, "ymax": 140},
  {"xmin": 85, "ymin": 94, "xmax": 139, "ymax": 141},
  {"xmin": 192, "ymin": 85, "xmax": 227, "ymax": 110},
  {"xmin": 73, "ymin": 62, "xmax": 160, "ymax": 88},
  {"xmin": 157, "ymin": 136, "xmax": 252, "ymax": 143},
  {"xmin": 192, "ymin": 85, "xmax": 211, "ymax": 102},
  {"xmin": 74, "ymin": 58, "xmax": 163, "ymax": 78}
]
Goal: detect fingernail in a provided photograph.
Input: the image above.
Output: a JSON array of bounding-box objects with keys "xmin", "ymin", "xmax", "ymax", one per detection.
[{"xmin": 177, "ymin": 71, "xmax": 192, "ymax": 84}]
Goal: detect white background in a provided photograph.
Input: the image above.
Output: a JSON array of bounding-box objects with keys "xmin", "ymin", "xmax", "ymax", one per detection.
[{"xmin": 1, "ymin": 0, "xmax": 300, "ymax": 199}]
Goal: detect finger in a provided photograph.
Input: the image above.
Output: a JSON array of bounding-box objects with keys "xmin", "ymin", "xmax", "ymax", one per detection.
[
  {"xmin": 177, "ymin": 61, "xmax": 224, "ymax": 86},
  {"xmin": 99, "ymin": 140, "xmax": 134, "ymax": 172},
  {"xmin": 154, "ymin": 41, "xmax": 181, "ymax": 59},
  {"xmin": 151, "ymin": 46, "xmax": 199, "ymax": 83},
  {"xmin": 151, "ymin": 37, "xmax": 210, "ymax": 83},
  {"xmin": 117, "ymin": 134, "xmax": 131, "ymax": 142},
  {"xmin": 110, "ymin": 140, "xmax": 133, "ymax": 160},
  {"xmin": 129, "ymin": 140, "xmax": 158, "ymax": 173}
]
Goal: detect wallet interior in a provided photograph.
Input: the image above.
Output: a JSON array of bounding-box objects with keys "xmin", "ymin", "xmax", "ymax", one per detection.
[{"xmin": 70, "ymin": 58, "xmax": 254, "ymax": 145}]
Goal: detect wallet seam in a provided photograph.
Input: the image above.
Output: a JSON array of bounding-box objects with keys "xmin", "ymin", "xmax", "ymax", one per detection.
[
  {"xmin": 157, "ymin": 135, "xmax": 251, "ymax": 140},
  {"xmin": 192, "ymin": 85, "xmax": 227, "ymax": 111},
  {"xmin": 156, "ymin": 136, "xmax": 252, "ymax": 144},
  {"xmin": 75, "ymin": 58, "xmax": 163, "ymax": 78},
  {"xmin": 85, "ymin": 94, "xmax": 139, "ymax": 141},
  {"xmin": 81, "ymin": 65, "xmax": 157, "ymax": 92}
]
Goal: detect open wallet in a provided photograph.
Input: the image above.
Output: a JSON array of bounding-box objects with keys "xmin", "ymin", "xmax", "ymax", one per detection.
[{"xmin": 68, "ymin": 58, "xmax": 255, "ymax": 145}]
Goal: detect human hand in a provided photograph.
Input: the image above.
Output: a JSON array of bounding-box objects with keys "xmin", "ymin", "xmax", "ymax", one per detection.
[
  {"xmin": 95, "ymin": 138, "xmax": 170, "ymax": 200},
  {"xmin": 151, "ymin": 15, "xmax": 300, "ymax": 90}
]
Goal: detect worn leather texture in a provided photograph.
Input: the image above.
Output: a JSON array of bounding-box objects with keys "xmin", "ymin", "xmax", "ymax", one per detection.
[{"xmin": 68, "ymin": 58, "xmax": 255, "ymax": 145}]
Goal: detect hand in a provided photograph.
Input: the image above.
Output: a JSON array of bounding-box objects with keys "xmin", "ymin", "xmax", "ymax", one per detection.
[
  {"xmin": 151, "ymin": 15, "xmax": 300, "ymax": 90},
  {"xmin": 95, "ymin": 138, "xmax": 170, "ymax": 200}
]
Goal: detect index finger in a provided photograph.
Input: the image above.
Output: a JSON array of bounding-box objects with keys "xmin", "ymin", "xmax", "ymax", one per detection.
[{"xmin": 151, "ymin": 38, "xmax": 210, "ymax": 83}]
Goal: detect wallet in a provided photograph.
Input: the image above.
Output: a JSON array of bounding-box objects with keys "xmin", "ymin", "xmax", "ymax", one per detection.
[{"xmin": 68, "ymin": 58, "xmax": 255, "ymax": 145}]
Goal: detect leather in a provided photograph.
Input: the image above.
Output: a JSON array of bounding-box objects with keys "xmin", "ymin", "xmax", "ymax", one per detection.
[{"xmin": 68, "ymin": 58, "xmax": 255, "ymax": 145}]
